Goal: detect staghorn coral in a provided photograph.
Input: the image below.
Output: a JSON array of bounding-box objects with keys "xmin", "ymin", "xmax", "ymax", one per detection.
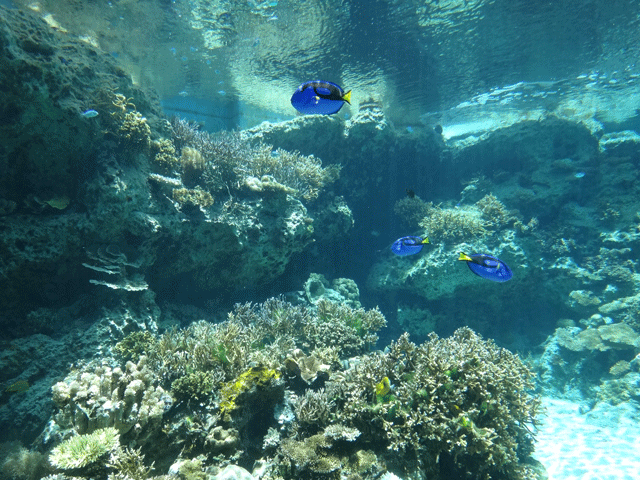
[
  {"xmin": 82, "ymin": 244, "xmax": 148, "ymax": 291},
  {"xmin": 293, "ymin": 389, "xmax": 334, "ymax": 428},
  {"xmin": 418, "ymin": 203, "xmax": 489, "ymax": 243},
  {"xmin": 328, "ymin": 328, "xmax": 539, "ymax": 480},
  {"xmin": 107, "ymin": 446, "xmax": 154, "ymax": 480},
  {"xmin": 147, "ymin": 319, "xmax": 254, "ymax": 384},
  {"xmin": 41, "ymin": 297, "xmax": 540, "ymax": 479},
  {"xmin": 235, "ymin": 147, "xmax": 340, "ymax": 201},
  {"xmin": 312, "ymin": 299, "xmax": 386, "ymax": 356},
  {"xmin": 170, "ymin": 118, "xmax": 339, "ymax": 201},
  {"xmin": 476, "ymin": 193, "xmax": 517, "ymax": 227},
  {"xmin": 414, "ymin": 194, "xmax": 520, "ymax": 244}
]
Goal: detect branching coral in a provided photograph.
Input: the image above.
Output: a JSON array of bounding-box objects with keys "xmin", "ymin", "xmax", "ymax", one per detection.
[
  {"xmin": 171, "ymin": 371, "xmax": 215, "ymax": 403},
  {"xmin": 44, "ymin": 297, "xmax": 538, "ymax": 479},
  {"xmin": 394, "ymin": 196, "xmax": 433, "ymax": 228},
  {"xmin": 147, "ymin": 319, "xmax": 254, "ymax": 384},
  {"xmin": 82, "ymin": 244, "xmax": 148, "ymax": 291},
  {"xmin": 169, "ymin": 117, "xmax": 339, "ymax": 201},
  {"xmin": 107, "ymin": 446, "xmax": 154, "ymax": 480},
  {"xmin": 418, "ymin": 203, "xmax": 489, "ymax": 242},
  {"xmin": 329, "ymin": 328, "xmax": 539, "ymax": 479},
  {"xmin": 235, "ymin": 147, "xmax": 340, "ymax": 201},
  {"xmin": 0, "ymin": 442, "xmax": 51, "ymax": 480},
  {"xmin": 417, "ymin": 195, "xmax": 521, "ymax": 243},
  {"xmin": 476, "ymin": 193, "xmax": 517, "ymax": 227},
  {"xmin": 293, "ymin": 389, "xmax": 334, "ymax": 427},
  {"xmin": 312, "ymin": 299, "xmax": 386, "ymax": 356},
  {"xmin": 49, "ymin": 427, "xmax": 120, "ymax": 471}
]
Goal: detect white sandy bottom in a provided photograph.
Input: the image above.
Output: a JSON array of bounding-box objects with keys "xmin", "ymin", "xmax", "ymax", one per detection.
[{"xmin": 534, "ymin": 397, "xmax": 640, "ymax": 480}]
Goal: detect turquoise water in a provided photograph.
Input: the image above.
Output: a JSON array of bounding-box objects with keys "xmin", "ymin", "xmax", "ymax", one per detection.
[{"xmin": 1, "ymin": 1, "xmax": 640, "ymax": 479}]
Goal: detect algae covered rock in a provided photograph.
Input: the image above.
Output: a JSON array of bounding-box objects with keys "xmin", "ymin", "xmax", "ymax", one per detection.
[
  {"xmin": 556, "ymin": 323, "xmax": 640, "ymax": 352},
  {"xmin": 303, "ymin": 273, "xmax": 361, "ymax": 308}
]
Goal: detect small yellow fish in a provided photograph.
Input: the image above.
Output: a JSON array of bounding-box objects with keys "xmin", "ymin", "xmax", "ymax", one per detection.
[
  {"xmin": 375, "ymin": 376, "xmax": 391, "ymax": 396},
  {"xmin": 5, "ymin": 379, "xmax": 29, "ymax": 393}
]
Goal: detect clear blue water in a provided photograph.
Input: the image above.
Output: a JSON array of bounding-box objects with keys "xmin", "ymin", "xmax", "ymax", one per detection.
[{"xmin": 2, "ymin": 1, "xmax": 640, "ymax": 479}]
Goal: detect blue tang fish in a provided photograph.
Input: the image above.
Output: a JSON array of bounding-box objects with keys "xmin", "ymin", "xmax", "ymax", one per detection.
[
  {"xmin": 291, "ymin": 80, "xmax": 352, "ymax": 115},
  {"xmin": 458, "ymin": 252, "xmax": 512, "ymax": 282},
  {"xmin": 391, "ymin": 236, "xmax": 430, "ymax": 256}
]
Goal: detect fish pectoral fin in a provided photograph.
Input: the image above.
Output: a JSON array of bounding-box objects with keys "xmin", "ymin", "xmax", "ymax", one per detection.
[{"xmin": 343, "ymin": 90, "xmax": 352, "ymax": 104}]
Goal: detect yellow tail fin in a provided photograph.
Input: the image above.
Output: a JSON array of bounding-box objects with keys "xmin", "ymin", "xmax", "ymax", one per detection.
[
  {"xmin": 342, "ymin": 90, "xmax": 352, "ymax": 104},
  {"xmin": 458, "ymin": 252, "xmax": 471, "ymax": 262},
  {"xmin": 423, "ymin": 237, "xmax": 430, "ymax": 244}
]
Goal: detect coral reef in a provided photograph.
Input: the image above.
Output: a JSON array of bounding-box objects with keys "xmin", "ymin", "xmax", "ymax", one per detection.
[
  {"xmin": 0, "ymin": 442, "xmax": 51, "ymax": 480},
  {"xmin": 394, "ymin": 194, "xmax": 520, "ymax": 246},
  {"xmin": 219, "ymin": 366, "xmax": 281, "ymax": 416},
  {"xmin": 171, "ymin": 187, "xmax": 215, "ymax": 209},
  {"xmin": 51, "ymin": 356, "xmax": 170, "ymax": 440},
  {"xmin": 327, "ymin": 328, "xmax": 540, "ymax": 479},
  {"xmin": 170, "ymin": 118, "xmax": 340, "ymax": 202},
  {"xmin": 49, "ymin": 427, "xmax": 120, "ymax": 472}
]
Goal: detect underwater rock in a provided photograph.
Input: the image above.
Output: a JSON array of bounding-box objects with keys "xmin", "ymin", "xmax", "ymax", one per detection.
[
  {"xmin": 311, "ymin": 195, "xmax": 354, "ymax": 241},
  {"xmin": 0, "ymin": 7, "xmax": 162, "ymax": 206},
  {"xmin": 598, "ymin": 129, "xmax": 640, "ymax": 155},
  {"xmin": 303, "ymin": 273, "xmax": 361, "ymax": 308},
  {"xmin": 556, "ymin": 323, "xmax": 639, "ymax": 352},
  {"xmin": 210, "ymin": 464, "xmax": 254, "ymax": 480},
  {"xmin": 245, "ymin": 115, "xmax": 343, "ymax": 159}
]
